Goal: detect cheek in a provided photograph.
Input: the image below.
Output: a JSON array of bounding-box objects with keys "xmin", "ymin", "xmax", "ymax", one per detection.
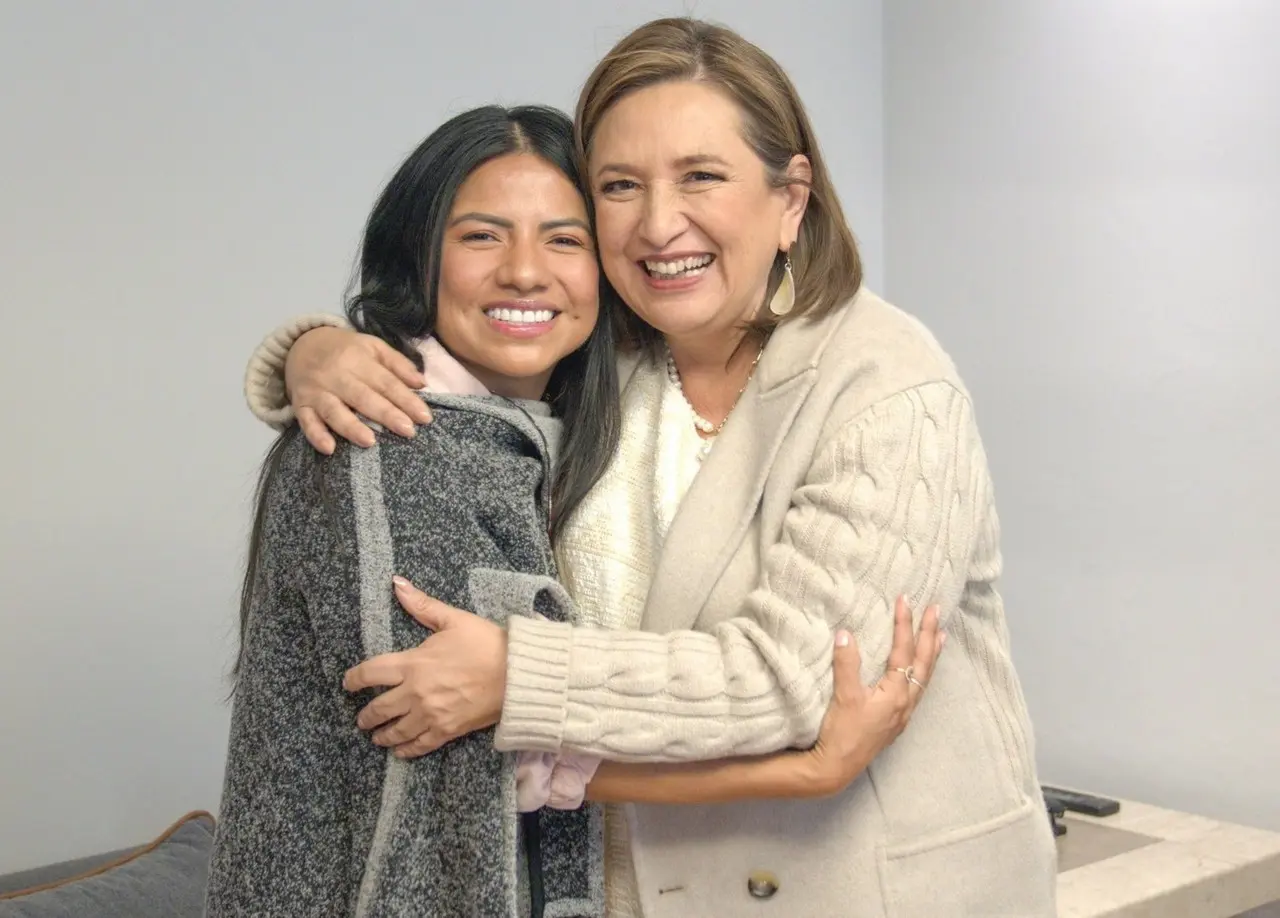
[
  {"xmin": 698, "ymin": 189, "xmax": 780, "ymax": 253},
  {"xmin": 592, "ymin": 207, "xmax": 631, "ymax": 264},
  {"xmin": 694, "ymin": 198, "xmax": 744, "ymax": 246},
  {"xmin": 440, "ymin": 247, "xmax": 494, "ymax": 292},
  {"xmin": 563, "ymin": 260, "xmax": 600, "ymax": 316}
]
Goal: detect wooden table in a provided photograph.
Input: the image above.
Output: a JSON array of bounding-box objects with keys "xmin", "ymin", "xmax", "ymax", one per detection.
[{"xmin": 1055, "ymin": 794, "xmax": 1280, "ymax": 917}]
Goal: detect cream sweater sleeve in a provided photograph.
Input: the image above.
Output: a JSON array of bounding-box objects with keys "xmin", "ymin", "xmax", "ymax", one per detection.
[
  {"xmin": 495, "ymin": 381, "xmax": 986, "ymax": 762},
  {"xmin": 243, "ymin": 313, "xmax": 351, "ymax": 430}
]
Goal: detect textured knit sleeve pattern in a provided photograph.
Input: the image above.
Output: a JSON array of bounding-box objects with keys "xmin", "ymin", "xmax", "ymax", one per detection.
[
  {"xmin": 496, "ymin": 380, "xmax": 984, "ymax": 762},
  {"xmin": 205, "ymin": 434, "xmax": 374, "ymax": 917},
  {"xmin": 243, "ymin": 313, "xmax": 351, "ymax": 429}
]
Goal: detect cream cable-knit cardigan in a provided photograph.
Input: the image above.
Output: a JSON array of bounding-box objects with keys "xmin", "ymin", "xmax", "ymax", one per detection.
[{"xmin": 242, "ymin": 291, "xmax": 1057, "ymax": 917}]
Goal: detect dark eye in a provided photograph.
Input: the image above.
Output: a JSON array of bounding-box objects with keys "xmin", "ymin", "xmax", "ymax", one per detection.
[
  {"xmin": 462, "ymin": 231, "xmax": 498, "ymax": 242},
  {"xmin": 686, "ymin": 171, "xmax": 723, "ymax": 183},
  {"xmin": 600, "ymin": 179, "xmax": 638, "ymax": 194},
  {"xmin": 551, "ymin": 235, "xmax": 585, "ymax": 247}
]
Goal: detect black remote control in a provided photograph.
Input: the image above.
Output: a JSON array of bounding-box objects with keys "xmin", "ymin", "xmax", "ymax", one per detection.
[
  {"xmin": 1045, "ymin": 798, "xmax": 1068, "ymax": 837},
  {"xmin": 1041, "ymin": 785, "xmax": 1121, "ymax": 818}
]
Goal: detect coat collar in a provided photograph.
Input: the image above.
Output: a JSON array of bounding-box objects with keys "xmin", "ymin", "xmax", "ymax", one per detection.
[{"xmin": 640, "ymin": 296, "xmax": 860, "ymax": 632}]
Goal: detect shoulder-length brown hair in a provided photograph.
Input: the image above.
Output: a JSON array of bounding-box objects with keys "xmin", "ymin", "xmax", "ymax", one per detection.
[{"xmin": 574, "ymin": 17, "xmax": 863, "ymax": 350}]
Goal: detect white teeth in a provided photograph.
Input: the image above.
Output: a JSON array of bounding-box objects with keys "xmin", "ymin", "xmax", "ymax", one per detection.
[
  {"xmin": 643, "ymin": 255, "xmax": 714, "ymax": 276},
  {"xmin": 485, "ymin": 308, "xmax": 555, "ymax": 324}
]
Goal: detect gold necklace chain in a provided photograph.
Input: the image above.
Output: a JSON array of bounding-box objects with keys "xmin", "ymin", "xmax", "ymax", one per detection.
[{"xmin": 664, "ymin": 341, "xmax": 765, "ymax": 437}]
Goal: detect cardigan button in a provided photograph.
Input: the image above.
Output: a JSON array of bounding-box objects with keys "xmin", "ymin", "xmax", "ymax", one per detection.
[{"xmin": 747, "ymin": 870, "xmax": 779, "ymax": 899}]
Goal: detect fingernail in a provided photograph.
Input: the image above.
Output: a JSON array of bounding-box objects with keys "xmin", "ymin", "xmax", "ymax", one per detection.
[
  {"xmin": 835, "ymin": 630, "xmax": 850, "ymax": 648},
  {"xmin": 393, "ymin": 576, "xmax": 410, "ymax": 589},
  {"xmin": 397, "ymin": 423, "xmax": 416, "ymax": 438},
  {"xmin": 940, "ymin": 633, "xmax": 948, "ymax": 649}
]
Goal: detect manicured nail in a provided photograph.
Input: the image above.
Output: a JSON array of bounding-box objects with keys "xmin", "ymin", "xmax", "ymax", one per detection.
[
  {"xmin": 393, "ymin": 576, "xmax": 410, "ymax": 589},
  {"xmin": 835, "ymin": 630, "xmax": 850, "ymax": 648}
]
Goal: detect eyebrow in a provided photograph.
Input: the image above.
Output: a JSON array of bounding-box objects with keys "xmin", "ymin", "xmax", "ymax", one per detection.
[
  {"xmin": 595, "ymin": 153, "xmax": 732, "ymax": 176},
  {"xmin": 449, "ymin": 212, "xmax": 590, "ymax": 232}
]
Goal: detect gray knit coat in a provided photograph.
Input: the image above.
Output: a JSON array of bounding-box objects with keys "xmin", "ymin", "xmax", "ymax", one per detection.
[{"xmin": 205, "ymin": 394, "xmax": 604, "ymax": 918}]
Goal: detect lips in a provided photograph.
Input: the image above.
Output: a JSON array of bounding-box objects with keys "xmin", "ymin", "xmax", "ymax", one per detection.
[
  {"xmin": 481, "ymin": 300, "xmax": 561, "ymax": 338},
  {"xmin": 483, "ymin": 306, "xmax": 557, "ymax": 324},
  {"xmin": 482, "ymin": 299, "xmax": 560, "ymax": 323},
  {"xmin": 639, "ymin": 254, "xmax": 715, "ymax": 278}
]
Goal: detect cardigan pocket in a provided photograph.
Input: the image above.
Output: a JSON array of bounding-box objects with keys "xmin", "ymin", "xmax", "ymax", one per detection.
[
  {"xmin": 468, "ymin": 567, "xmax": 576, "ymax": 624},
  {"xmin": 877, "ymin": 798, "xmax": 1057, "ymax": 918}
]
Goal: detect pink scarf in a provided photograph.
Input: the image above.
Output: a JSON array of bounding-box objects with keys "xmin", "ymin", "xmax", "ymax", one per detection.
[{"xmin": 417, "ymin": 336, "xmax": 490, "ymax": 396}]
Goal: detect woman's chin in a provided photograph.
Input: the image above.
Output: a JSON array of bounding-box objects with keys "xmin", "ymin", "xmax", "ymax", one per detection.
[
  {"xmin": 631, "ymin": 303, "xmax": 732, "ymax": 339},
  {"xmin": 476, "ymin": 356, "xmax": 558, "ymax": 399},
  {"xmin": 621, "ymin": 286, "xmax": 745, "ymax": 339}
]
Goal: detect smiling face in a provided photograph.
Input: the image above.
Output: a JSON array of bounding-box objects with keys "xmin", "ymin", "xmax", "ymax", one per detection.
[
  {"xmin": 588, "ymin": 80, "xmax": 809, "ymax": 343},
  {"xmin": 434, "ymin": 152, "xmax": 599, "ymax": 399}
]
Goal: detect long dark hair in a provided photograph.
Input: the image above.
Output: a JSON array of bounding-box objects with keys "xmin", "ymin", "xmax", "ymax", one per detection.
[{"xmin": 235, "ymin": 106, "xmax": 621, "ymax": 686}]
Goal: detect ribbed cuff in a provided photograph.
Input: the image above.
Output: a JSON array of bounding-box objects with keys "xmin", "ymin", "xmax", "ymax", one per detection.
[
  {"xmin": 243, "ymin": 313, "xmax": 350, "ymax": 430},
  {"xmin": 494, "ymin": 615, "xmax": 574, "ymax": 754}
]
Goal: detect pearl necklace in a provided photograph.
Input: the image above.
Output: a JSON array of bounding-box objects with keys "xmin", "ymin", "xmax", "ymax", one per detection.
[{"xmin": 664, "ymin": 342, "xmax": 765, "ymax": 457}]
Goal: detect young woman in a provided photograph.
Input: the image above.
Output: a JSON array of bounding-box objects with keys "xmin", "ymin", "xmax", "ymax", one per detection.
[
  {"xmin": 210, "ymin": 102, "xmax": 939, "ymax": 918},
  {"xmin": 206, "ymin": 104, "xmax": 612, "ymax": 918}
]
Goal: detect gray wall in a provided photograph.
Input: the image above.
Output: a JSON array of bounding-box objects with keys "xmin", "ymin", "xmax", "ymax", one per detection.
[
  {"xmin": 885, "ymin": 1, "xmax": 1280, "ymax": 830},
  {"xmin": 0, "ymin": 1, "xmax": 884, "ymax": 871},
  {"xmin": 6, "ymin": 0, "xmax": 1275, "ymax": 877}
]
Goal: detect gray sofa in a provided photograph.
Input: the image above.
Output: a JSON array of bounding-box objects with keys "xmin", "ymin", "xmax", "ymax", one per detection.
[
  {"xmin": 0, "ymin": 812, "xmax": 213, "ymax": 917},
  {"xmin": 3, "ymin": 811, "xmax": 1276, "ymax": 917}
]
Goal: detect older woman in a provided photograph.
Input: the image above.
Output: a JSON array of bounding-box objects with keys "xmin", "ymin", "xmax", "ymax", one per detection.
[{"xmin": 239, "ymin": 17, "xmax": 1056, "ymax": 918}]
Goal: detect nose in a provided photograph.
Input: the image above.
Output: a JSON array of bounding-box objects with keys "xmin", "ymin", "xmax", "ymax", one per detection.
[
  {"xmin": 638, "ymin": 183, "xmax": 689, "ymax": 249},
  {"xmin": 495, "ymin": 234, "xmax": 550, "ymax": 294}
]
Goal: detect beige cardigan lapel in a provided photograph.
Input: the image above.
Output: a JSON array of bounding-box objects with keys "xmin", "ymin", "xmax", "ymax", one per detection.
[{"xmin": 640, "ymin": 308, "xmax": 851, "ymax": 634}]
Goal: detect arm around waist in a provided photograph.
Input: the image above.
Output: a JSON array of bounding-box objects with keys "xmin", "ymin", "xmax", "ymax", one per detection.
[{"xmin": 497, "ymin": 381, "xmax": 986, "ymax": 763}]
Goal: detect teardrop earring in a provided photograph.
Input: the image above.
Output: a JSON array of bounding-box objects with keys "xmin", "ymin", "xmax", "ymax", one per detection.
[{"xmin": 768, "ymin": 255, "xmax": 796, "ymax": 317}]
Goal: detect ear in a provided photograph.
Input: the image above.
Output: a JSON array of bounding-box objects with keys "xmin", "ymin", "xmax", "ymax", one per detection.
[{"xmin": 779, "ymin": 154, "xmax": 812, "ymax": 249}]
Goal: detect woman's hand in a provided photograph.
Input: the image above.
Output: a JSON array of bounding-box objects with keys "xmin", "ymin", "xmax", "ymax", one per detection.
[
  {"xmin": 583, "ymin": 599, "xmax": 944, "ymax": 808},
  {"xmin": 342, "ymin": 577, "xmax": 507, "ymax": 758},
  {"xmin": 804, "ymin": 596, "xmax": 944, "ymax": 796},
  {"xmin": 285, "ymin": 326, "xmax": 429, "ymax": 454}
]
